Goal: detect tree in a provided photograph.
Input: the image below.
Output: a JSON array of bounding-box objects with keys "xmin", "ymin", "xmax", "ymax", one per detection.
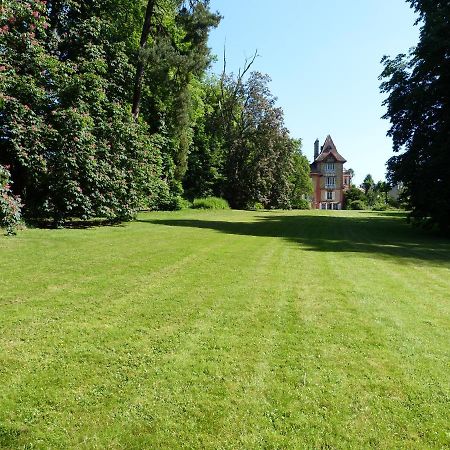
[
  {"xmin": 0, "ymin": 165, "xmax": 22, "ymax": 235},
  {"xmin": 184, "ymin": 68, "xmax": 310, "ymax": 210},
  {"xmin": 0, "ymin": 0, "xmax": 165, "ymax": 224},
  {"xmin": 380, "ymin": 0, "xmax": 450, "ymax": 231},
  {"xmin": 361, "ymin": 174, "xmax": 374, "ymax": 195},
  {"xmin": 183, "ymin": 77, "xmax": 225, "ymax": 199},
  {"xmin": 0, "ymin": 0, "xmax": 220, "ymax": 224},
  {"xmin": 347, "ymin": 168, "xmax": 355, "ymax": 179},
  {"xmin": 132, "ymin": 0, "xmax": 156, "ymax": 120},
  {"xmin": 375, "ymin": 181, "xmax": 391, "ymax": 203},
  {"xmin": 289, "ymin": 140, "xmax": 313, "ymax": 209},
  {"xmin": 344, "ymin": 186, "xmax": 366, "ymax": 209},
  {"xmin": 219, "ymin": 70, "xmax": 300, "ymax": 209}
]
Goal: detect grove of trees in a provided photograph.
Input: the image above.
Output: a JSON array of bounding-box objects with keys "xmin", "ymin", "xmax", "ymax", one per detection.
[
  {"xmin": 0, "ymin": 0, "xmax": 312, "ymax": 231},
  {"xmin": 344, "ymin": 173, "xmax": 399, "ymax": 211}
]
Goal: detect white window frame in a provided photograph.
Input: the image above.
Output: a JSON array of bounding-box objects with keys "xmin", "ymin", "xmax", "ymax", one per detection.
[{"xmin": 326, "ymin": 176, "xmax": 336, "ymax": 188}]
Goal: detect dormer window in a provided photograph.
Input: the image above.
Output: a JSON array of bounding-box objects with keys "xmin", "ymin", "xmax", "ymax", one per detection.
[{"xmin": 325, "ymin": 163, "xmax": 335, "ymax": 171}]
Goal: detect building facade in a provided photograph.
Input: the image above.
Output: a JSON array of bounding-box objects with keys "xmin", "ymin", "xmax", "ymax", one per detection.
[{"xmin": 310, "ymin": 135, "xmax": 352, "ymax": 210}]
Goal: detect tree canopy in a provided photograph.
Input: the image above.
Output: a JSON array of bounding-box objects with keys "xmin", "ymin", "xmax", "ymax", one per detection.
[
  {"xmin": 0, "ymin": 0, "xmax": 314, "ymax": 230},
  {"xmin": 380, "ymin": 0, "xmax": 450, "ymax": 231}
]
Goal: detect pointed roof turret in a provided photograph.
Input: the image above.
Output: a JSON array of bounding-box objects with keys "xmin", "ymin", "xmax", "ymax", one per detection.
[
  {"xmin": 322, "ymin": 135, "xmax": 336, "ymax": 151},
  {"xmin": 315, "ymin": 135, "xmax": 346, "ymax": 163}
]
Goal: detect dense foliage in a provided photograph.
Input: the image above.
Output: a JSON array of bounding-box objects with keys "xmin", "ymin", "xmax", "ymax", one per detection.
[
  {"xmin": 344, "ymin": 173, "xmax": 400, "ymax": 211},
  {"xmin": 0, "ymin": 165, "xmax": 22, "ymax": 234},
  {"xmin": 1, "ymin": 1, "xmax": 312, "ymax": 228},
  {"xmin": 184, "ymin": 72, "xmax": 312, "ymax": 209},
  {"xmin": 380, "ymin": 0, "xmax": 450, "ymax": 231},
  {"xmin": 1, "ymin": 0, "xmax": 165, "ymax": 224}
]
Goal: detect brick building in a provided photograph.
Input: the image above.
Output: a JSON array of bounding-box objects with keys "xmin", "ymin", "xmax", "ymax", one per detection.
[{"xmin": 310, "ymin": 135, "xmax": 352, "ymax": 210}]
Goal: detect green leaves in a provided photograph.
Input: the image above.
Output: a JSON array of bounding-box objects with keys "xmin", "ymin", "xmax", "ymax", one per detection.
[
  {"xmin": 0, "ymin": 165, "xmax": 22, "ymax": 235},
  {"xmin": 184, "ymin": 73, "xmax": 312, "ymax": 210},
  {"xmin": 380, "ymin": 0, "xmax": 450, "ymax": 231},
  {"xmin": 1, "ymin": 0, "xmax": 165, "ymax": 224}
]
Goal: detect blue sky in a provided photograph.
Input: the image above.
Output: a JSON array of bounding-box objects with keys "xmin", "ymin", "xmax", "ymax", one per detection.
[{"xmin": 207, "ymin": 0, "xmax": 420, "ymax": 185}]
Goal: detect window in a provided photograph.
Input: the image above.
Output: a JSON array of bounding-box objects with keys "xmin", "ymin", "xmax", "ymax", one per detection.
[
  {"xmin": 327, "ymin": 191, "xmax": 333, "ymax": 200},
  {"xmin": 326, "ymin": 176, "xmax": 336, "ymax": 187},
  {"xmin": 325, "ymin": 163, "xmax": 335, "ymax": 171}
]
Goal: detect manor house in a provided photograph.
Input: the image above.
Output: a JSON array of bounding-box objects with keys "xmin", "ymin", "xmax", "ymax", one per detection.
[{"xmin": 310, "ymin": 135, "xmax": 352, "ymax": 210}]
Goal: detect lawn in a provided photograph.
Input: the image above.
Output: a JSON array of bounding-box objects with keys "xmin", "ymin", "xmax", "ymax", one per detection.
[{"xmin": 0, "ymin": 209, "xmax": 449, "ymax": 449}]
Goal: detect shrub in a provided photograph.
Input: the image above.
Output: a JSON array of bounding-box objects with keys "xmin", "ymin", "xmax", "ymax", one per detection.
[
  {"xmin": 292, "ymin": 199, "xmax": 311, "ymax": 210},
  {"xmin": 344, "ymin": 186, "xmax": 365, "ymax": 209},
  {"xmin": 348, "ymin": 200, "xmax": 366, "ymax": 210},
  {"xmin": 372, "ymin": 202, "xmax": 388, "ymax": 211},
  {"xmin": 245, "ymin": 201, "xmax": 264, "ymax": 211},
  {"xmin": 0, "ymin": 166, "xmax": 23, "ymax": 235},
  {"xmin": 177, "ymin": 198, "xmax": 192, "ymax": 210},
  {"xmin": 192, "ymin": 197, "xmax": 230, "ymax": 210}
]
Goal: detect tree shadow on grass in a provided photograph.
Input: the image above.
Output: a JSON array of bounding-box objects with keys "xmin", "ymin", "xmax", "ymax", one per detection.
[
  {"xmin": 138, "ymin": 212, "xmax": 450, "ymax": 268},
  {"xmin": 26, "ymin": 218, "xmax": 127, "ymax": 229},
  {"xmin": 359, "ymin": 210, "xmax": 409, "ymax": 218}
]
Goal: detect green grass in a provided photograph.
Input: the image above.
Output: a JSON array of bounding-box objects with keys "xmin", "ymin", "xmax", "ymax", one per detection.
[{"xmin": 0, "ymin": 209, "xmax": 449, "ymax": 449}]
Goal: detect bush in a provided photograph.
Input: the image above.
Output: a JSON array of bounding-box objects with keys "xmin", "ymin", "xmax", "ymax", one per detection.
[
  {"xmin": 348, "ymin": 200, "xmax": 366, "ymax": 210},
  {"xmin": 292, "ymin": 199, "xmax": 311, "ymax": 210},
  {"xmin": 344, "ymin": 186, "xmax": 366, "ymax": 209},
  {"xmin": 245, "ymin": 201, "xmax": 264, "ymax": 211},
  {"xmin": 0, "ymin": 166, "xmax": 23, "ymax": 235},
  {"xmin": 162, "ymin": 196, "xmax": 192, "ymax": 211},
  {"xmin": 177, "ymin": 198, "xmax": 192, "ymax": 210},
  {"xmin": 372, "ymin": 202, "xmax": 388, "ymax": 211},
  {"xmin": 192, "ymin": 197, "xmax": 230, "ymax": 210}
]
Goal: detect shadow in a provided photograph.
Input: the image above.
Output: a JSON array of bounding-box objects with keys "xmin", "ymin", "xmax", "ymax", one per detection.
[
  {"xmin": 26, "ymin": 218, "xmax": 127, "ymax": 229},
  {"xmin": 359, "ymin": 210, "xmax": 409, "ymax": 218},
  {"xmin": 0, "ymin": 425, "xmax": 23, "ymax": 448},
  {"xmin": 137, "ymin": 211, "xmax": 450, "ymax": 267}
]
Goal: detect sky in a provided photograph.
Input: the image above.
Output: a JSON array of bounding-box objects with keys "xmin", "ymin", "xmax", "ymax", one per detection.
[{"xmin": 207, "ymin": 0, "xmax": 420, "ymax": 185}]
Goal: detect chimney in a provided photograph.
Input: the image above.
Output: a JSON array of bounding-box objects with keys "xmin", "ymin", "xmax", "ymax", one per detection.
[{"xmin": 314, "ymin": 139, "xmax": 319, "ymax": 160}]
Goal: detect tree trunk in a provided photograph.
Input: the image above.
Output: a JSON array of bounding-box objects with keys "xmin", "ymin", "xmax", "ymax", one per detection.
[{"xmin": 132, "ymin": 0, "xmax": 156, "ymax": 120}]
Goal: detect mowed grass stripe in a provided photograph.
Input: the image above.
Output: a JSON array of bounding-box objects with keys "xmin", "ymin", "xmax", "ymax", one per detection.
[
  {"xmin": 1, "ymin": 219, "xmax": 283, "ymax": 447},
  {"xmin": 0, "ymin": 209, "xmax": 449, "ymax": 449}
]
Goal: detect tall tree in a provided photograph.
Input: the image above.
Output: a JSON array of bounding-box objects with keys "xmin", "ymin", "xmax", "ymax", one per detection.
[
  {"xmin": 0, "ymin": 0, "xmax": 221, "ymax": 223},
  {"xmin": 375, "ymin": 181, "xmax": 391, "ymax": 203},
  {"xmin": 289, "ymin": 140, "xmax": 313, "ymax": 209},
  {"xmin": 380, "ymin": 0, "xmax": 450, "ymax": 231},
  {"xmin": 361, "ymin": 174, "xmax": 375, "ymax": 195},
  {"xmin": 131, "ymin": 0, "xmax": 220, "ymax": 185},
  {"xmin": 185, "ymin": 70, "xmax": 311, "ymax": 209},
  {"xmin": 0, "ymin": 0, "xmax": 163, "ymax": 223},
  {"xmin": 131, "ymin": 0, "xmax": 156, "ymax": 120}
]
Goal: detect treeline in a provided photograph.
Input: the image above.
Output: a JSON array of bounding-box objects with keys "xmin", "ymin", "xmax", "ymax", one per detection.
[
  {"xmin": 0, "ymin": 0, "xmax": 312, "ymax": 231},
  {"xmin": 344, "ymin": 174, "xmax": 400, "ymax": 211}
]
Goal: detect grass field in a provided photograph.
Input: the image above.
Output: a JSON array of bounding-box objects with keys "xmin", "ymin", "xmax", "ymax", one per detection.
[{"xmin": 0, "ymin": 209, "xmax": 449, "ymax": 449}]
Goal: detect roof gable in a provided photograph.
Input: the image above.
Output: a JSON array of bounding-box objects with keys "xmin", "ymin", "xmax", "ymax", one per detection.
[
  {"xmin": 315, "ymin": 135, "xmax": 346, "ymax": 163},
  {"xmin": 322, "ymin": 135, "xmax": 337, "ymax": 152}
]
